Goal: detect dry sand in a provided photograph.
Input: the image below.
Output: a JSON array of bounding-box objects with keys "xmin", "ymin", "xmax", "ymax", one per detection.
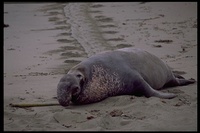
[{"xmin": 4, "ymin": 2, "xmax": 197, "ymax": 131}]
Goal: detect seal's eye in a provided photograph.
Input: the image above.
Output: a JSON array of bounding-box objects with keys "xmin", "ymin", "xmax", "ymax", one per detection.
[
  {"xmin": 76, "ymin": 74, "xmax": 82, "ymax": 79},
  {"xmin": 76, "ymin": 74, "xmax": 85, "ymax": 88}
]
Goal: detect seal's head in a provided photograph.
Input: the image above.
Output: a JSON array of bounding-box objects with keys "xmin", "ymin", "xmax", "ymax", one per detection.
[{"xmin": 57, "ymin": 74, "xmax": 83, "ymax": 106}]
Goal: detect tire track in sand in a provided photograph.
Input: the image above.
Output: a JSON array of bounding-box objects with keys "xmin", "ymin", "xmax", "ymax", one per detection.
[
  {"xmin": 38, "ymin": 3, "xmax": 89, "ymax": 73},
  {"xmin": 64, "ymin": 3, "xmax": 115, "ymax": 57}
]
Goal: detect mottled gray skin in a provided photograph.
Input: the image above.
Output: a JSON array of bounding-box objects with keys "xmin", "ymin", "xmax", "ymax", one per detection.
[{"xmin": 57, "ymin": 48, "xmax": 195, "ymax": 106}]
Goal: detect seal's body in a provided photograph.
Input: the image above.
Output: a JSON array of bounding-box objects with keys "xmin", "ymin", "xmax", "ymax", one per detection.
[{"xmin": 57, "ymin": 48, "xmax": 195, "ymax": 106}]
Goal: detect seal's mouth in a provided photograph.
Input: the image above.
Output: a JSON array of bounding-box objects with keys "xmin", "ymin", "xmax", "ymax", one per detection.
[
  {"xmin": 59, "ymin": 101, "xmax": 70, "ymax": 107},
  {"xmin": 57, "ymin": 94, "xmax": 72, "ymax": 107}
]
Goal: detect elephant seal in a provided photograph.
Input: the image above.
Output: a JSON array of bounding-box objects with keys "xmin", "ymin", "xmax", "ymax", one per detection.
[{"xmin": 57, "ymin": 48, "xmax": 195, "ymax": 106}]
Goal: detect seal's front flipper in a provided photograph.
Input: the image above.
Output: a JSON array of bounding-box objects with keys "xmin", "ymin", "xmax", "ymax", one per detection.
[
  {"xmin": 149, "ymin": 89, "xmax": 177, "ymax": 99},
  {"xmin": 137, "ymin": 79, "xmax": 177, "ymax": 99}
]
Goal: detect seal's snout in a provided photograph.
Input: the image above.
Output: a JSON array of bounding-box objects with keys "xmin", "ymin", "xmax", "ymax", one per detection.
[{"xmin": 57, "ymin": 82, "xmax": 72, "ymax": 106}]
